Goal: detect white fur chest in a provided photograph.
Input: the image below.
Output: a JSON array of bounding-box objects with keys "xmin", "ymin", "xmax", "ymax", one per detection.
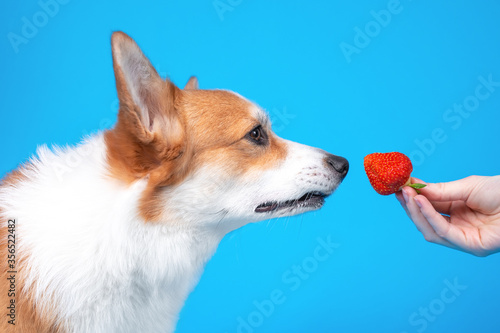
[{"xmin": 0, "ymin": 135, "xmax": 220, "ymax": 333}]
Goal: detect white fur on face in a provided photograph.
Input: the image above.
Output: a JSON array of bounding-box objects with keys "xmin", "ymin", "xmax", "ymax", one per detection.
[{"xmin": 162, "ymin": 133, "xmax": 342, "ymax": 234}]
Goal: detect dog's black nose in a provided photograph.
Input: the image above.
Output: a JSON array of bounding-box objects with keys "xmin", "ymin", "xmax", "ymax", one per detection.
[{"xmin": 324, "ymin": 154, "xmax": 349, "ymax": 180}]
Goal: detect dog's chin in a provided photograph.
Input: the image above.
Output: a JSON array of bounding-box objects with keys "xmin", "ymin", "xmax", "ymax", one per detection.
[{"xmin": 254, "ymin": 191, "xmax": 330, "ymax": 216}]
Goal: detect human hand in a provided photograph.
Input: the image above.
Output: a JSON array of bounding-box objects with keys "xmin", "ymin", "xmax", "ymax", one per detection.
[{"xmin": 396, "ymin": 175, "xmax": 500, "ymax": 257}]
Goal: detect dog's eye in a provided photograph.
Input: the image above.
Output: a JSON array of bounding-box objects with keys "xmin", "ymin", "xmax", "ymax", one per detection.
[
  {"xmin": 250, "ymin": 127, "xmax": 262, "ymax": 141},
  {"xmin": 246, "ymin": 125, "xmax": 267, "ymax": 145}
]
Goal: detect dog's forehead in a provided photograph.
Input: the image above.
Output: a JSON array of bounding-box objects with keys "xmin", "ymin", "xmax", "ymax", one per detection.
[
  {"xmin": 224, "ymin": 90, "xmax": 268, "ymax": 125},
  {"xmin": 181, "ymin": 89, "xmax": 268, "ymax": 131}
]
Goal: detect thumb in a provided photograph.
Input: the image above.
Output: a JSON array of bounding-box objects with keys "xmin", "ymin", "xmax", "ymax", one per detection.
[{"xmin": 413, "ymin": 176, "xmax": 477, "ymax": 202}]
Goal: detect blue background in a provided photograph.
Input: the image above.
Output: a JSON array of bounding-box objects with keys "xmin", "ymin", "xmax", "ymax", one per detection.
[{"xmin": 2, "ymin": 1, "xmax": 500, "ymax": 332}]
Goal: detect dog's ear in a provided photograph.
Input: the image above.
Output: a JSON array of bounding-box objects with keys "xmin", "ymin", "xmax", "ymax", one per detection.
[
  {"xmin": 184, "ymin": 76, "xmax": 199, "ymax": 90},
  {"xmin": 107, "ymin": 32, "xmax": 186, "ymax": 184},
  {"xmin": 111, "ymin": 31, "xmax": 183, "ymax": 144}
]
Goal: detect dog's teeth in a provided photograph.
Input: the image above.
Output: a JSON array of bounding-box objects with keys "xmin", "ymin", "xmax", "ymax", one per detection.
[{"xmin": 255, "ymin": 202, "xmax": 279, "ymax": 213}]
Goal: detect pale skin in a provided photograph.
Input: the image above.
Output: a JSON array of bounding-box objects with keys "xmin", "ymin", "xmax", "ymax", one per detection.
[{"xmin": 395, "ymin": 175, "xmax": 500, "ymax": 257}]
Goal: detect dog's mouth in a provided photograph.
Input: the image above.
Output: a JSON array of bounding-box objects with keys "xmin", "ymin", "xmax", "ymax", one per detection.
[{"xmin": 255, "ymin": 191, "xmax": 328, "ymax": 213}]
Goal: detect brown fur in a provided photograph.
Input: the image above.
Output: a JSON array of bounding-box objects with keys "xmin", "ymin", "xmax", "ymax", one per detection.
[
  {"xmin": 105, "ymin": 87, "xmax": 288, "ymax": 221},
  {"xmin": 105, "ymin": 32, "xmax": 287, "ymax": 222}
]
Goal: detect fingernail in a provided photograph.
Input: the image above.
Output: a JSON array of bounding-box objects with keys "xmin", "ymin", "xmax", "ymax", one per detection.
[
  {"xmin": 402, "ymin": 189, "xmax": 409, "ymax": 204},
  {"xmin": 414, "ymin": 197, "xmax": 423, "ymax": 208}
]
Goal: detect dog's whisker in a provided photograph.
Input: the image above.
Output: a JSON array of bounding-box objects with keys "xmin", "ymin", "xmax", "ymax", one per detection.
[
  {"xmin": 215, "ymin": 209, "xmax": 229, "ymax": 232},
  {"xmin": 298, "ymin": 214, "xmax": 304, "ymax": 239},
  {"xmin": 203, "ymin": 209, "xmax": 227, "ymax": 216}
]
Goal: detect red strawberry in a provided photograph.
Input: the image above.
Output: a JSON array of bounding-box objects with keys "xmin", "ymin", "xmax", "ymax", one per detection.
[{"xmin": 364, "ymin": 152, "xmax": 426, "ymax": 195}]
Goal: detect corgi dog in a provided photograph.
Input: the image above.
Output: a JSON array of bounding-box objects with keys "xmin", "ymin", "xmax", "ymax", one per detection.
[{"xmin": 0, "ymin": 32, "xmax": 348, "ymax": 333}]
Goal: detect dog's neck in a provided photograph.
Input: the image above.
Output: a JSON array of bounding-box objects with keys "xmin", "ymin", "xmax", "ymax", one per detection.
[{"xmin": 10, "ymin": 134, "xmax": 225, "ymax": 332}]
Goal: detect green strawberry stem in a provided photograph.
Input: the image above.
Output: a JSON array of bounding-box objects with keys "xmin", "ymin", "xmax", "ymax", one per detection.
[
  {"xmin": 408, "ymin": 183, "xmax": 426, "ymax": 194},
  {"xmin": 400, "ymin": 178, "xmax": 426, "ymax": 194}
]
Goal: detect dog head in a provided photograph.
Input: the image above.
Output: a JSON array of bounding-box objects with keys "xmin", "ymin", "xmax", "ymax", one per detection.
[{"xmin": 105, "ymin": 32, "xmax": 348, "ymax": 233}]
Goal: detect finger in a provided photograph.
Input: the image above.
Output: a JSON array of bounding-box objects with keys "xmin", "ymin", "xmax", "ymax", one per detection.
[
  {"xmin": 406, "ymin": 179, "xmax": 452, "ymax": 214},
  {"xmin": 395, "ymin": 191, "xmax": 410, "ymax": 216},
  {"xmin": 414, "ymin": 195, "xmax": 473, "ymax": 251},
  {"xmin": 416, "ymin": 176, "xmax": 479, "ymax": 202},
  {"xmin": 429, "ymin": 201, "xmax": 453, "ymax": 215},
  {"xmin": 411, "ymin": 177, "xmax": 426, "ymax": 185},
  {"xmin": 401, "ymin": 187, "xmax": 456, "ymax": 248}
]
